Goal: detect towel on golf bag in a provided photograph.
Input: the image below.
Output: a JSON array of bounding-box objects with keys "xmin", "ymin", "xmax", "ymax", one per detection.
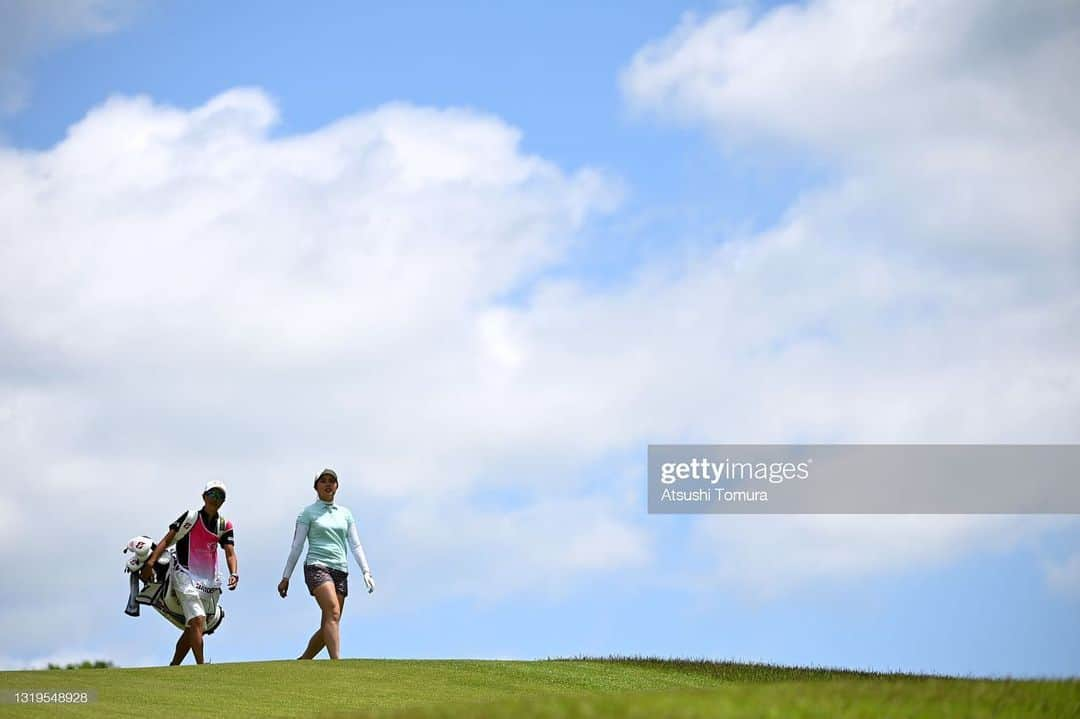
[
  {"xmin": 125, "ymin": 571, "xmax": 140, "ymax": 617},
  {"xmin": 123, "ymin": 545, "xmax": 225, "ymax": 634}
]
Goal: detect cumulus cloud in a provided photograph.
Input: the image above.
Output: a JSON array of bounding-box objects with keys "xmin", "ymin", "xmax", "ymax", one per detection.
[
  {"xmin": 0, "ymin": 0, "xmax": 135, "ymax": 114},
  {"xmin": 0, "ymin": 88, "xmax": 626, "ymax": 657},
  {"xmin": 382, "ymin": 495, "xmax": 650, "ymax": 605},
  {"xmin": 617, "ymin": 0, "xmax": 1080, "ymax": 591},
  {"xmin": 622, "ymin": 0, "xmax": 1080, "ymax": 251},
  {"xmin": 689, "ymin": 515, "xmax": 1070, "ymax": 600}
]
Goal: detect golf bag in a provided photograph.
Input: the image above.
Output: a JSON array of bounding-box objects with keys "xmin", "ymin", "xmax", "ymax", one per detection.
[{"xmin": 123, "ymin": 537, "xmax": 225, "ymax": 634}]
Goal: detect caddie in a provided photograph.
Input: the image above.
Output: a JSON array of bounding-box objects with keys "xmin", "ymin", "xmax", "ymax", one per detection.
[{"xmin": 142, "ymin": 480, "xmax": 238, "ymax": 665}]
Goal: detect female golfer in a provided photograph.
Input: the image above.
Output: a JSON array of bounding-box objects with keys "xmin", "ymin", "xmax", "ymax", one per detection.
[{"xmin": 278, "ymin": 468, "xmax": 376, "ymax": 660}]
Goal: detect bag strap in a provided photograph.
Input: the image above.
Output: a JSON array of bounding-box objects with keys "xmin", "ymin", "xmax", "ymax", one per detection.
[
  {"xmin": 169, "ymin": 510, "xmax": 199, "ymax": 545},
  {"xmin": 170, "ymin": 510, "xmax": 228, "ymax": 545}
]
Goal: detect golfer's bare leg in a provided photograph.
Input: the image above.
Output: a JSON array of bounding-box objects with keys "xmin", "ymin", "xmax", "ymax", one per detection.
[
  {"xmin": 298, "ymin": 586, "xmax": 347, "ymax": 660},
  {"xmin": 170, "ymin": 633, "xmax": 192, "ymax": 665},
  {"xmin": 313, "ymin": 582, "xmax": 343, "ymax": 660},
  {"xmin": 298, "ymin": 628, "xmax": 325, "ymax": 660},
  {"xmin": 186, "ymin": 615, "xmax": 207, "ymax": 664},
  {"xmin": 298, "ymin": 593, "xmax": 345, "ymax": 660}
]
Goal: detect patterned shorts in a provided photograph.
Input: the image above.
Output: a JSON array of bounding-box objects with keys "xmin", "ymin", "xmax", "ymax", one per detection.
[{"xmin": 304, "ymin": 564, "xmax": 348, "ymax": 597}]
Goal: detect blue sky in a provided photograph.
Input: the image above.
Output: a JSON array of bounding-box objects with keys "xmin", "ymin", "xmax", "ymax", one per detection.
[{"xmin": 1, "ymin": 0, "xmax": 1078, "ymax": 677}]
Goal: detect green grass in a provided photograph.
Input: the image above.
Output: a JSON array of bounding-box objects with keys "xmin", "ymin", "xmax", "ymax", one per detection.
[{"xmin": 1, "ymin": 657, "xmax": 1076, "ymax": 718}]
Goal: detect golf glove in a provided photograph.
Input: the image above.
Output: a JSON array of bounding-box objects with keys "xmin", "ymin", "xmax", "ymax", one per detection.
[{"xmin": 363, "ymin": 571, "xmax": 376, "ymax": 593}]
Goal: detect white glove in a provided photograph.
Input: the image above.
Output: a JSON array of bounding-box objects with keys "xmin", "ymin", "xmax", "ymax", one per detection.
[{"xmin": 363, "ymin": 571, "xmax": 376, "ymax": 594}]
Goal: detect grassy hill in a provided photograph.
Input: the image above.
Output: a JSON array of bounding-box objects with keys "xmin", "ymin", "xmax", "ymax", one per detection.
[{"xmin": 1, "ymin": 657, "xmax": 1076, "ymax": 718}]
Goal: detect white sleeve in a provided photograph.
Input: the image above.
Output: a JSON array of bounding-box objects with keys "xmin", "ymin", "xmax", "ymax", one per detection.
[
  {"xmin": 347, "ymin": 519, "xmax": 372, "ymax": 575},
  {"xmin": 282, "ymin": 520, "xmax": 307, "ymax": 580}
]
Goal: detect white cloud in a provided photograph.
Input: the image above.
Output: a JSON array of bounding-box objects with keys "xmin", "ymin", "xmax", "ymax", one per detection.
[
  {"xmin": 381, "ymin": 495, "xmax": 650, "ymax": 605},
  {"xmin": 0, "ymin": 88, "xmax": 621, "ymax": 503},
  {"xmin": 0, "ymin": 88, "xmax": 630, "ymax": 654},
  {"xmin": 621, "ymin": 0, "xmax": 1080, "ymax": 254},
  {"xmin": 615, "ymin": 0, "xmax": 1080, "ymax": 594},
  {"xmin": 0, "ymin": 0, "xmax": 135, "ymax": 114},
  {"xmin": 689, "ymin": 515, "xmax": 1069, "ymax": 600}
]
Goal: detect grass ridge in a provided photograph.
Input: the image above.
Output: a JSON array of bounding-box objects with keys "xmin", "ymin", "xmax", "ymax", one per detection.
[
  {"xmin": 548, "ymin": 654, "xmax": 947, "ymax": 680},
  {"xmin": 1, "ymin": 656, "xmax": 1075, "ymax": 718}
]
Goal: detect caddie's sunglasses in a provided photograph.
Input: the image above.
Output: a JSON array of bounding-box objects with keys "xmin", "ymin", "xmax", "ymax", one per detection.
[{"xmin": 205, "ymin": 489, "xmax": 226, "ymax": 502}]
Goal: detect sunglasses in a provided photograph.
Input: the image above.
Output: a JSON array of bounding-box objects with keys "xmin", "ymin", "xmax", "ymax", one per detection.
[{"xmin": 205, "ymin": 489, "xmax": 226, "ymax": 502}]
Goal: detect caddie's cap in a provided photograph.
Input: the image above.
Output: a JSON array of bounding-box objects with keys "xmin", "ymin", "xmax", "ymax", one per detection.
[{"xmin": 203, "ymin": 480, "xmax": 228, "ymax": 496}]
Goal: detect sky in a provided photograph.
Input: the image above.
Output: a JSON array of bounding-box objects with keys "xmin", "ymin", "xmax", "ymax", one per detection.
[{"xmin": 0, "ymin": 0, "xmax": 1078, "ymax": 677}]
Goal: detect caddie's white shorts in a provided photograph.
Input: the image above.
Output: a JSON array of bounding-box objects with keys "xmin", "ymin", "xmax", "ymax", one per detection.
[{"xmin": 170, "ymin": 568, "xmax": 221, "ymax": 626}]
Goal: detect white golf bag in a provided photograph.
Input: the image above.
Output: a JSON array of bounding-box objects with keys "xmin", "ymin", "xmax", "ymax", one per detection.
[{"xmin": 123, "ymin": 535, "xmax": 225, "ymax": 634}]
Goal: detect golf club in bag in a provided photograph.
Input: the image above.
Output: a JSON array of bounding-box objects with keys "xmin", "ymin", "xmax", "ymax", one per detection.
[{"xmin": 122, "ymin": 535, "xmax": 225, "ymax": 634}]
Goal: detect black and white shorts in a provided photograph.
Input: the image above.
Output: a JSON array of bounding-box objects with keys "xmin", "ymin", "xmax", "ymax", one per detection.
[{"xmin": 304, "ymin": 564, "xmax": 348, "ymax": 597}]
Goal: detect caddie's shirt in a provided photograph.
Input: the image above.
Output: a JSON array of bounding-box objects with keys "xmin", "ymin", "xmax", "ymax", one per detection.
[{"xmin": 169, "ymin": 509, "xmax": 234, "ymax": 581}]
